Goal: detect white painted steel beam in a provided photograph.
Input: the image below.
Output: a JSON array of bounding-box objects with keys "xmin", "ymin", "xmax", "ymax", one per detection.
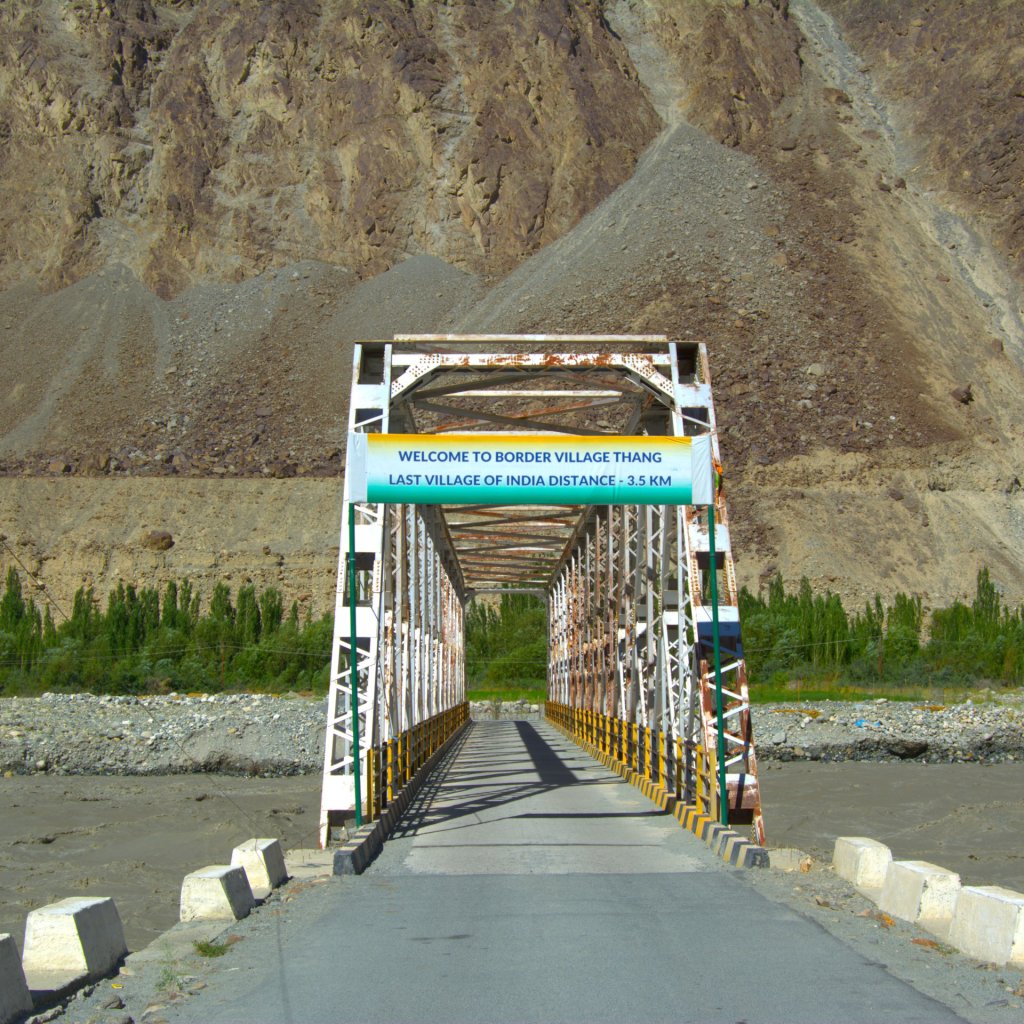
[{"xmin": 320, "ymin": 336, "xmax": 763, "ymax": 847}]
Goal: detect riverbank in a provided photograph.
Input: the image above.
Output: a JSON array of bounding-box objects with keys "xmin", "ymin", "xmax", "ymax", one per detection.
[
  {"xmin": 761, "ymin": 760, "xmax": 1024, "ymax": 890},
  {"xmin": 1, "ymin": 692, "xmax": 1022, "ymax": 778},
  {"xmin": 0, "ymin": 774, "xmax": 321, "ymax": 954},
  {"xmin": 753, "ymin": 692, "xmax": 1024, "ymax": 764},
  {"xmin": 2, "ymin": 693, "xmax": 1021, "ymax": 965}
]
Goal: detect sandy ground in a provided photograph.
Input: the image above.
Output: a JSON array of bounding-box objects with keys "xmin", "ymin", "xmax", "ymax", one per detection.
[
  {"xmin": 761, "ymin": 761, "xmax": 1024, "ymax": 891},
  {"xmin": 1, "ymin": 762, "xmax": 1021, "ymax": 960},
  {"xmin": 0, "ymin": 774, "xmax": 322, "ymax": 955}
]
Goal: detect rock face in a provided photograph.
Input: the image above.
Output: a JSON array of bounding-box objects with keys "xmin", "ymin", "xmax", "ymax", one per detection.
[
  {"xmin": 817, "ymin": 0, "xmax": 1024, "ymax": 276},
  {"xmin": 625, "ymin": 0, "xmax": 803, "ymax": 147},
  {"xmin": 0, "ymin": 0, "xmax": 660, "ymax": 296},
  {"xmin": 0, "ymin": 478, "xmax": 342, "ymax": 617},
  {"xmin": 0, "ymin": 1, "xmax": 1023, "ymax": 610}
]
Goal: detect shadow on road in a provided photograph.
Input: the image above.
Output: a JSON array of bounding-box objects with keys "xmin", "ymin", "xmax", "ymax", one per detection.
[{"xmin": 390, "ymin": 720, "xmax": 666, "ymax": 839}]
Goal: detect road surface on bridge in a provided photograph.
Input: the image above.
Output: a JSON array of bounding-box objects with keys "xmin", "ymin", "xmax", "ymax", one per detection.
[{"xmin": 161, "ymin": 720, "xmax": 966, "ymax": 1023}]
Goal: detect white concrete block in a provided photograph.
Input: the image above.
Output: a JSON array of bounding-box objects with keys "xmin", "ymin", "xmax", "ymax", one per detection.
[
  {"xmin": 833, "ymin": 837, "xmax": 892, "ymax": 889},
  {"xmin": 180, "ymin": 865, "xmax": 254, "ymax": 922},
  {"xmin": 0, "ymin": 933, "xmax": 33, "ymax": 1024},
  {"xmin": 948, "ymin": 886, "xmax": 1024, "ymax": 966},
  {"xmin": 231, "ymin": 838, "xmax": 288, "ymax": 895},
  {"xmin": 21, "ymin": 898, "xmax": 127, "ymax": 981},
  {"xmin": 879, "ymin": 860, "xmax": 960, "ymax": 925}
]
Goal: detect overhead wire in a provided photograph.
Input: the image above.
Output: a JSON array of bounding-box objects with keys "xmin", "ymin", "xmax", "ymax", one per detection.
[{"xmin": 0, "ymin": 533, "xmax": 70, "ymax": 622}]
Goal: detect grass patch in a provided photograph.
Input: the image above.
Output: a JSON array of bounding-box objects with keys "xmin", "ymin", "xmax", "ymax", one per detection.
[
  {"xmin": 749, "ymin": 681, "xmax": 933, "ymax": 703},
  {"xmin": 156, "ymin": 965, "xmax": 183, "ymax": 992},
  {"xmin": 193, "ymin": 939, "xmax": 230, "ymax": 958}
]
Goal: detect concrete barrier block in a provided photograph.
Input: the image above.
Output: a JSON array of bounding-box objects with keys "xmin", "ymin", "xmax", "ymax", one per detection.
[
  {"xmin": 231, "ymin": 838, "xmax": 288, "ymax": 895},
  {"xmin": 879, "ymin": 860, "xmax": 960, "ymax": 925},
  {"xmin": 0, "ymin": 933, "xmax": 33, "ymax": 1024},
  {"xmin": 708, "ymin": 824, "xmax": 733, "ymax": 855},
  {"xmin": 948, "ymin": 886, "xmax": 1024, "ymax": 965},
  {"xmin": 22, "ymin": 897, "xmax": 127, "ymax": 981},
  {"xmin": 180, "ymin": 865, "xmax": 254, "ymax": 922},
  {"xmin": 833, "ymin": 837, "xmax": 892, "ymax": 889},
  {"xmin": 735, "ymin": 843, "xmax": 771, "ymax": 869}
]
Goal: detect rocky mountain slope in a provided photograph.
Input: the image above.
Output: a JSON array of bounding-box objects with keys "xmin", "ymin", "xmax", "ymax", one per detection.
[
  {"xmin": 1, "ymin": 0, "xmax": 1022, "ymax": 614},
  {"xmin": 0, "ymin": 0, "xmax": 659, "ymax": 295}
]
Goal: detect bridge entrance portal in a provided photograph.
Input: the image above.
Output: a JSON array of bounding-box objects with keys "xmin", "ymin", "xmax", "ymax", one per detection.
[{"xmin": 319, "ymin": 335, "xmax": 764, "ymax": 847}]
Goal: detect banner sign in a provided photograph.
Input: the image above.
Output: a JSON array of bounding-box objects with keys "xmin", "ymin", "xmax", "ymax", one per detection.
[{"xmin": 347, "ymin": 433, "xmax": 714, "ymax": 506}]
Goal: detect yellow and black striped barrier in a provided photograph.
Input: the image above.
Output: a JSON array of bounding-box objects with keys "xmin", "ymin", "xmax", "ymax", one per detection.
[
  {"xmin": 333, "ymin": 703, "xmax": 471, "ymax": 875},
  {"xmin": 364, "ymin": 702, "xmax": 470, "ymax": 824},
  {"xmin": 545, "ymin": 701, "xmax": 768, "ymax": 869}
]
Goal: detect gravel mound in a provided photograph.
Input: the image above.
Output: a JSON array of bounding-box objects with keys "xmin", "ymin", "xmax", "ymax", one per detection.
[
  {"xmin": 0, "ymin": 693, "xmax": 327, "ymax": 778},
  {"xmin": 1, "ymin": 692, "xmax": 1021, "ymax": 778},
  {"xmin": 751, "ymin": 693, "xmax": 1024, "ymax": 764},
  {"xmin": 469, "ymin": 700, "xmax": 542, "ymax": 721}
]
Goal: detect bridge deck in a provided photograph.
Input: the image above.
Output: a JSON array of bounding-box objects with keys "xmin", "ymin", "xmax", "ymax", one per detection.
[
  {"xmin": 375, "ymin": 719, "xmax": 715, "ymax": 876},
  {"xmin": 164, "ymin": 721, "xmax": 964, "ymax": 1023}
]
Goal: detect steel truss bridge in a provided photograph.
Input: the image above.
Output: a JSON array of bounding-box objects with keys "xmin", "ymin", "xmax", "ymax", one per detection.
[{"xmin": 319, "ymin": 335, "xmax": 764, "ymax": 847}]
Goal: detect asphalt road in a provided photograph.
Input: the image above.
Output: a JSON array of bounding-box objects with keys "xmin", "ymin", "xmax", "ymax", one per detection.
[{"xmin": 159, "ymin": 720, "xmax": 966, "ymax": 1024}]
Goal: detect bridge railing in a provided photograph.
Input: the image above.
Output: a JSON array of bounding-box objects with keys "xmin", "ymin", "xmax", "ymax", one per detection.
[
  {"xmin": 360, "ymin": 702, "xmax": 469, "ymax": 823},
  {"xmin": 547, "ymin": 701, "xmax": 687, "ymax": 792},
  {"xmin": 546, "ymin": 701, "xmax": 762, "ymax": 844}
]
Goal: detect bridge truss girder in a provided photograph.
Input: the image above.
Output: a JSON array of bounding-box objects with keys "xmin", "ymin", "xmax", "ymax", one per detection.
[{"xmin": 320, "ymin": 336, "xmax": 763, "ymax": 846}]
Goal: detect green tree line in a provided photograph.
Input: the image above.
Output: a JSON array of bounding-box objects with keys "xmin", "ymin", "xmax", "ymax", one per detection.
[
  {"xmin": 0, "ymin": 568, "xmax": 332, "ymax": 695},
  {"xmin": 2, "ymin": 565, "xmax": 1021, "ymax": 698},
  {"xmin": 739, "ymin": 568, "xmax": 1024, "ymax": 689},
  {"xmin": 464, "ymin": 593, "xmax": 548, "ymax": 692}
]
